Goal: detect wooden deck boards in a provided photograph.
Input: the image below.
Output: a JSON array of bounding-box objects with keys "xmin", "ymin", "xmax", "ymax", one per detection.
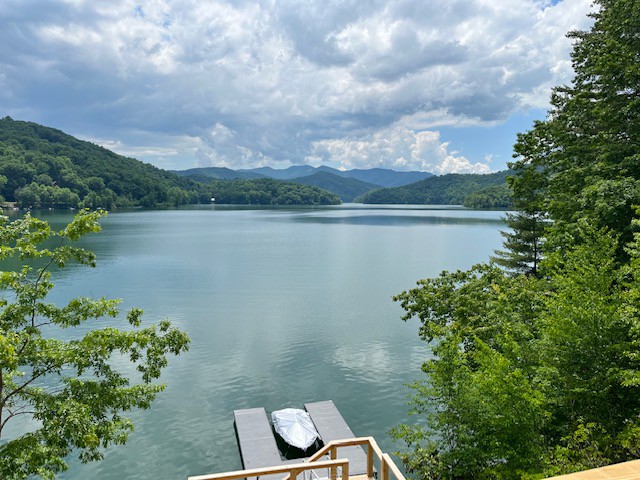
[
  {"xmin": 304, "ymin": 401, "xmax": 369, "ymax": 476},
  {"xmin": 544, "ymin": 459, "xmax": 640, "ymax": 480}
]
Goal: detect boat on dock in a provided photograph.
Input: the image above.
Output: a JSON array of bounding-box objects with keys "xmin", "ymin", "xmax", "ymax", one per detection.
[
  {"xmin": 271, "ymin": 408, "xmax": 321, "ymax": 454},
  {"xmin": 233, "ymin": 401, "xmax": 369, "ymax": 476},
  {"xmin": 188, "ymin": 400, "xmax": 406, "ymax": 480}
]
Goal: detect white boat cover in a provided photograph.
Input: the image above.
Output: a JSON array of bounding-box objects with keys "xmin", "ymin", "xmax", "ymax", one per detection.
[{"xmin": 271, "ymin": 408, "xmax": 320, "ymax": 450}]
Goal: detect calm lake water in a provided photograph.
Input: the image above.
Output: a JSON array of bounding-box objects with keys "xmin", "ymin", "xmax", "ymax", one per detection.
[{"xmin": 7, "ymin": 205, "xmax": 506, "ymax": 479}]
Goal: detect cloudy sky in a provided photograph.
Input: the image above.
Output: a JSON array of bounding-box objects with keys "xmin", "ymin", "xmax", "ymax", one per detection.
[{"xmin": 0, "ymin": 0, "xmax": 594, "ymax": 174}]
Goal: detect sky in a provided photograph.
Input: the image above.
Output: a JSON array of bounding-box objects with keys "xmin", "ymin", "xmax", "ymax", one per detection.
[{"xmin": 0, "ymin": 0, "xmax": 595, "ymax": 174}]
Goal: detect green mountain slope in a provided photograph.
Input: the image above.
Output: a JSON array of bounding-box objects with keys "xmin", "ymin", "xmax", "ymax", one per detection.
[
  {"xmin": 209, "ymin": 178, "xmax": 341, "ymax": 205},
  {"xmin": 357, "ymin": 170, "xmax": 512, "ymax": 206},
  {"xmin": 290, "ymin": 171, "xmax": 380, "ymax": 202},
  {"xmin": 0, "ymin": 117, "xmax": 207, "ymax": 208}
]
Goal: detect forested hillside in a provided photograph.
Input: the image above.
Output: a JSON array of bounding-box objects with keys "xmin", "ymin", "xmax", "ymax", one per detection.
[
  {"xmin": 357, "ymin": 170, "xmax": 512, "ymax": 206},
  {"xmin": 209, "ymin": 178, "xmax": 340, "ymax": 205},
  {"xmin": 0, "ymin": 117, "xmax": 208, "ymax": 208},
  {"xmin": 0, "ymin": 118, "xmax": 342, "ymax": 208},
  {"xmin": 291, "ymin": 171, "xmax": 380, "ymax": 202},
  {"xmin": 393, "ymin": 1, "xmax": 640, "ymax": 478}
]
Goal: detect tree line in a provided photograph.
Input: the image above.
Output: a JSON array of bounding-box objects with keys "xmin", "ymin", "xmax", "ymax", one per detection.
[{"xmin": 210, "ymin": 178, "xmax": 340, "ymax": 205}]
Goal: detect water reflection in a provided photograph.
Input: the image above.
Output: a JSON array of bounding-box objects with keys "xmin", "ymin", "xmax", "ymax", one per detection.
[
  {"xmin": 287, "ymin": 214, "xmax": 505, "ymax": 226},
  {"xmin": 2, "ymin": 206, "xmax": 506, "ymax": 479}
]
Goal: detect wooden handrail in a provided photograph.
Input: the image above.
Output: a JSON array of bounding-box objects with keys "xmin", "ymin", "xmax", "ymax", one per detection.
[
  {"xmin": 188, "ymin": 437, "xmax": 406, "ymax": 480},
  {"xmin": 282, "ymin": 437, "xmax": 404, "ymax": 480},
  {"xmin": 188, "ymin": 458, "xmax": 349, "ymax": 480}
]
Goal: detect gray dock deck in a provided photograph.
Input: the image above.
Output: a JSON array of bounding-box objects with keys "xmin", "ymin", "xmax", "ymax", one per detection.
[
  {"xmin": 304, "ymin": 401, "xmax": 369, "ymax": 476},
  {"xmin": 234, "ymin": 407, "xmax": 286, "ymax": 480},
  {"xmin": 234, "ymin": 401, "xmax": 370, "ymax": 479}
]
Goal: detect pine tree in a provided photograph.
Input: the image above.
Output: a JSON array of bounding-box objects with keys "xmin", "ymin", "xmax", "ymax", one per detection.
[{"xmin": 492, "ymin": 210, "xmax": 547, "ymax": 276}]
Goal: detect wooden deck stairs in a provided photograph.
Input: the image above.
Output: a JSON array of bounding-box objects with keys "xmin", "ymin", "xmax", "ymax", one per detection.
[
  {"xmin": 189, "ymin": 400, "xmax": 402, "ymax": 480},
  {"xmin": 188, "ymin": 436, "xmax": 404, "ymax": 480}
]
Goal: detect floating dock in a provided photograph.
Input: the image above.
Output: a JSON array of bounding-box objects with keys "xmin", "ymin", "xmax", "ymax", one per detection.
[
  {"xmin": 303, "ymin": 401, "xmax": 368, "ymax": 476},
  {"xmin": 234, "ymin": 400, "xmax": 370, "ymax": 479}
]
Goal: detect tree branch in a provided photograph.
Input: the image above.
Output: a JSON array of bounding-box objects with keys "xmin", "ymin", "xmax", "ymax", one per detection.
[
  {"xmin": 2, "ymin": 365, "xmax": 56, "ymax": 406},
  {"xmin": 1, "ymin": 405, "xmax": 37, "ymax": 432}
]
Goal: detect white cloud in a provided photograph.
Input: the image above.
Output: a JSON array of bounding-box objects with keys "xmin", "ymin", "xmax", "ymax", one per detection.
[
  {"xmin": 310, "ymin": 119, "xmax": 491, "ymax": 174},
  {"xmin": 0, "ymin": 0, "xmax": 595, "ymax": 173}
]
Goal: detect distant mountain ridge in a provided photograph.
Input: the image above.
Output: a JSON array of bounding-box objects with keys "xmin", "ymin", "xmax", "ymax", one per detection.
[
  {"xmin": 176, "ymin": 165, "xmax": 433, "ymax": 187},
  {"xmin": 173, "ymin": 167, "xmax": 266, "ymax": 180},
  {"xmin": 174, "ymin": 164, "xmax": 434, "ymax": 201}
]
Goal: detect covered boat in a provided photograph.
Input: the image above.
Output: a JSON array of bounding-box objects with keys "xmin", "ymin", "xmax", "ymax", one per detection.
[{"xmin": 271, "ymin": 408, "xmax": 320, "ymax": 451}]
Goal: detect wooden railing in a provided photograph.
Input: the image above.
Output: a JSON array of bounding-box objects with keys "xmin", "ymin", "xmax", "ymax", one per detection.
[
  {"xmin": 292, "ymin": 437, "xmax": 405, "ymax": 480},
  {"xmin": 188, "ymin": 437, "xmax": 405, "ymax": 480},
  {"xmin": 188, "ymin": 458, "xmax": 350, "ymax": 480}
]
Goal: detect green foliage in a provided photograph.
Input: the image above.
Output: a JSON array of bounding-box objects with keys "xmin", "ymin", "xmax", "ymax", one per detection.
[
  {"xmin": 510, "ymin": 0, "xmax": 640, "ymax": 259},
  {"xmin": 393, "ymin": 226, "xmax": 640, "ymax": 479},
  {"xmin": 491, "ymin": 211, "xmax": 547, "ymax": 276},
  {"xmin": 209, "ymin": 178, "xmax": 341, "ymax": 205},
  {"xmin": 0, "ymin": 210, "xmax": 190, "ymax": 479},
  {"xmin": 15, "ymin": 182, "xmax": 82, "ymax": 209},
  {"xmin": 358, "ymin": 170, "xmax": 512, "ymax": 206},
  {"xmin": 394, "ymin": 1, "xmax": 640, "ymax": 477},
  {"xmin": 463, "ymin": 184, "xmax": 513, "ymax": 209},
  {"xmin": 0, "ymin": 118, "xmax": 209, "ymax": 209},
  {"xmin": 392, "ymin": 263, "xmax": 547, "ymax": 479},
  {"xmin": 289, "ymin": 171, "xmax": 380, "ymax": 202}
]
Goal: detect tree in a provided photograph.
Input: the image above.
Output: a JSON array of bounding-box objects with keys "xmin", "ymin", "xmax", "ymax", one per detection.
[
  {"xmin": 510, "ymin": 0, "xmax": 640, "ymax": 259},
  {"xmin": 491, "ymin": 210, "xmax": 547, "ymax": 276},
  {"xmin": 493, "ymin": 159, "xmax": 549, "ymax": 276},
  {"xmin": 392, "ymin": 224, "xmax": 640, "ymax": 479},
  {"xmin": 0, "ymin": 210, "xmax": 190, "ymax": 479},
  {"xmin": 393, "ymin": 1, "xmax": 640, "ymax": 477}
]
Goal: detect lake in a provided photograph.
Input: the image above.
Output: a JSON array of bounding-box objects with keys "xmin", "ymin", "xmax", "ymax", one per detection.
[{"xmin": 5, "ymin": 205, "xmax": 506, "ymax": 479}]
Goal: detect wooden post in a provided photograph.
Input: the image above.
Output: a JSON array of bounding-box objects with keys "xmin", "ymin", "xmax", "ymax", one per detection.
[
  {"xmin": 330, "ymin": 445, "xmax": 337, "ymax": 480},
  {"xmin": 367, "ymin": 443, "xmax": 374, "ymax": 479},
  {"xmin": 381, "ymin": 456, "xmax": 389, "ymax": 480},
  {"xmin": 341, "ymin": 462, "xmax": 349, "ymax": 480},
  {"xmin": 383, "ymin": 453, "xmax": 406, "ymax": 480}
]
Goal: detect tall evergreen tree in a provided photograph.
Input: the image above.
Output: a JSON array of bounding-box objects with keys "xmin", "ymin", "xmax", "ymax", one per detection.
[
  {"xmin": 494, "ymin": 153, "xmax": 549, "ymax": 276},
  {"xmin": 491, "ymin": 210, "xmax": 546, "ymax": 276}
]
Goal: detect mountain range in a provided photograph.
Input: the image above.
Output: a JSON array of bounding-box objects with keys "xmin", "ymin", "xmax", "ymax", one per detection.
[
  {"xmin": 0, "ymin": 117, "xmax": 512, "ymax": 208},
  {"xmin": 173, "ymin": 165, "xmax": 433, "ymax": 202}
]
